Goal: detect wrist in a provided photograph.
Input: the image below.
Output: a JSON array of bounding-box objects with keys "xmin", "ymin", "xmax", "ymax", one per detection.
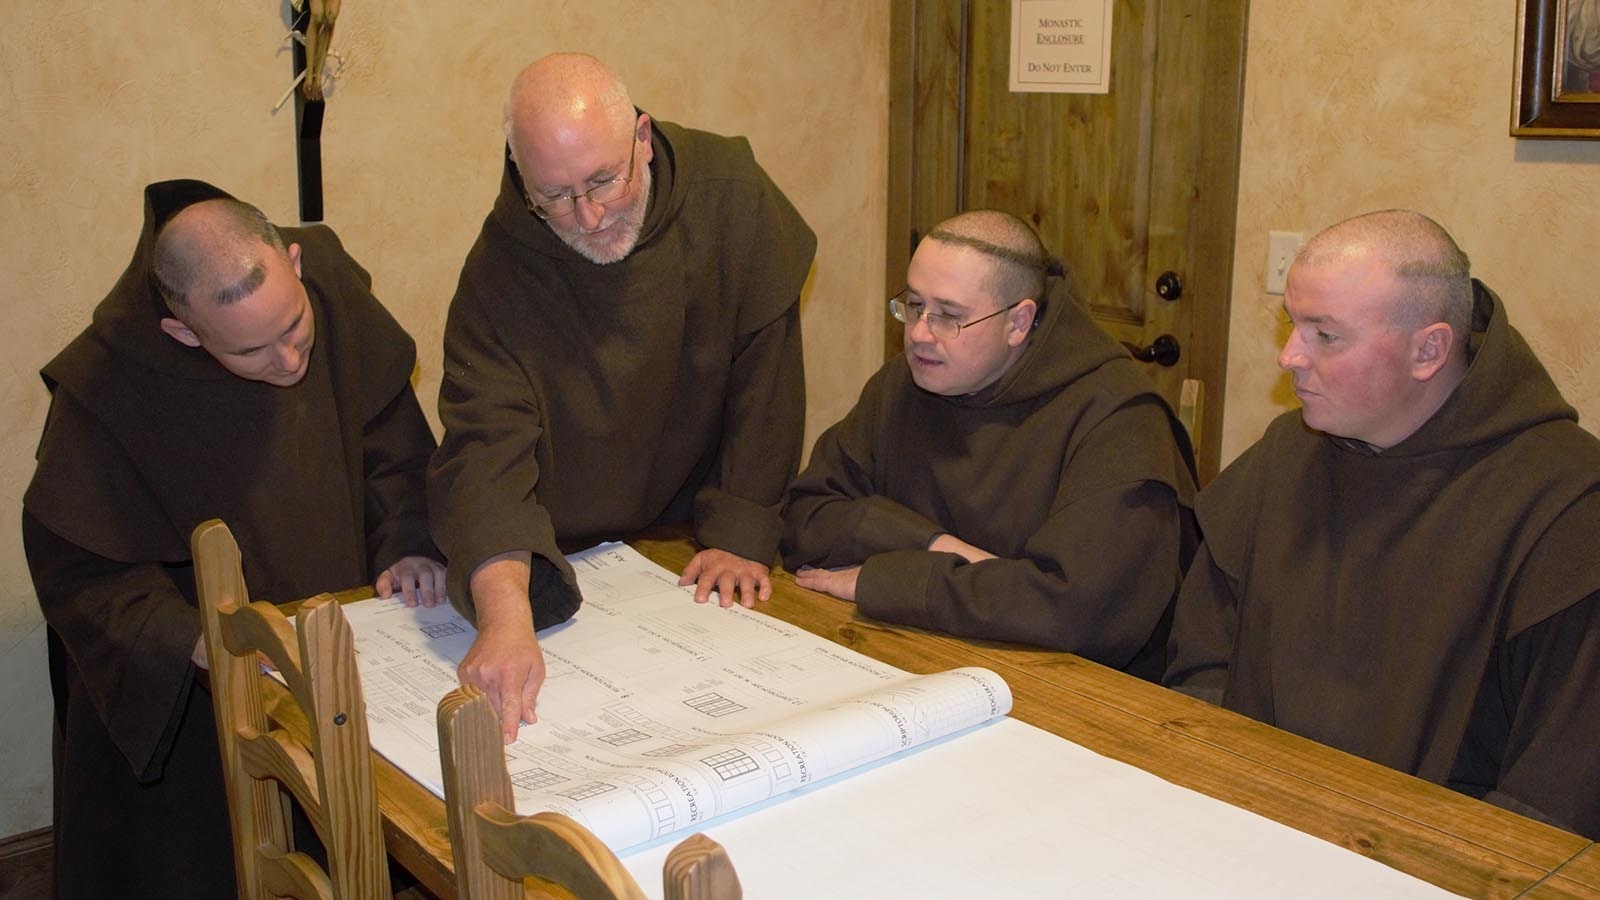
[
  {"xmin": 470, "ymin": 553, "xmax": 535, "ymax": 629},
  {"xmin": 475, "ymin": 587, "xmax": 534, "ymax": 629}
]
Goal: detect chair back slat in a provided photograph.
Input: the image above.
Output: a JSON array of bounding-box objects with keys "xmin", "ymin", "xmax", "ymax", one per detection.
[
  {"xmin": 236, "ymin": 728, "xmax": 323, "ymax": 828},
  {"xmin": 438, "ymin": 685, "xmax": 537, "ymax": 900},
  {"xmin": 477, "ymin": 807, "xmax": 645, "ymax": 900}
]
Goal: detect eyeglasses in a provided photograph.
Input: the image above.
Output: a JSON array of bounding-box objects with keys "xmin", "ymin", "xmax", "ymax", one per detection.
[
  {"xmin": 888, "ymin": 291, "xmax": 1021, "ymax": 340},
  {"xmin": 525, "ymin": 136, "xmax": 639, "ymax": 220}
]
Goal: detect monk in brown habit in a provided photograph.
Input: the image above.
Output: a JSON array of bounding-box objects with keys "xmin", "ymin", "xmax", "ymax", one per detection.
[
  {"xmin": 782, "ymin": 210, "xmax": 1197, "ymax": 679},
  {"xmin": 1165, "ymin": 209, "xmax": 1600, "ymax": 839},
  {"xmin": 24, "ymin": 181, "xmax": 445, "ymax": 898},
  {"xmin": 429, "ymin": 53, "xmax": 815, "ymax": 741}
]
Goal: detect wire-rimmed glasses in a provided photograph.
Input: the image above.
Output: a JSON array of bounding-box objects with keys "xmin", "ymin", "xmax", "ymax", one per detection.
[
  {"xmin": 888, "ymin": 290, "xmax": 1021, "ymax": 340},
  {"xmin": 525, "ymin": 137, "xmax": 639, "ymax": 220}
]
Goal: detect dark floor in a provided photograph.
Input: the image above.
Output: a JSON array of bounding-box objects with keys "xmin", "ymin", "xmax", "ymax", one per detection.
[
  {"xmin": 0, "ymin": 828, "xmax": 444, "ymax": 900},
  {"xmin": 0, "ymin": 828, "xmax": 51, "ymax": 900}
]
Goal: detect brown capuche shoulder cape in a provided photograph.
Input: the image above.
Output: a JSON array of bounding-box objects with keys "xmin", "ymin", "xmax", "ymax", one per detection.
[
  {"xmin": 1165, "ymin": 281, "xmax": 1600, "ymax": 838},
  {"xmin": 782, "ymin": 275, "xmax": 1198, "ymax": 679},
  {"xmin": 22, "ymin": 179, "xmax": 439, "ymax": 898},
  {"xmin": 429, "ymin": 118, "xmax": 816, "ymax": 624}
]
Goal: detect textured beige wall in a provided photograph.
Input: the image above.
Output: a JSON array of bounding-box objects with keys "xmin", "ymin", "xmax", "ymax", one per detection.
[
  {"xmin": 0, "ymin": 3, "xmax": 887, "ymax": 836},
  {"xmin": 1224, "ymin": 0, "xmax": 1600, "ymax": 464}
]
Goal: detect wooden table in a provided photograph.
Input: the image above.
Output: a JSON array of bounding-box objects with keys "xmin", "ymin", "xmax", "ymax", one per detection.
[
  {"xmin": 292, "ymin": 537, "xmax": 1599, "ymax": 899},
  {"xmin": 1545, "ymin": 845, "xmax": 1600, "ymax": 898}
]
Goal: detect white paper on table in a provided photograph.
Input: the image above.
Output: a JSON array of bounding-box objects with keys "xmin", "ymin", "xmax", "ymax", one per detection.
[
  {"xmin": 340, "ymin": 543, "xmax": 1464, "ymax": 898},
  {"xmin": 341, "ymin": 543, "xmax": 1010, "ymax": 851},
  {"xmin": 619, "ymin": 717, "xmax": 1466, "ymax": 900}
]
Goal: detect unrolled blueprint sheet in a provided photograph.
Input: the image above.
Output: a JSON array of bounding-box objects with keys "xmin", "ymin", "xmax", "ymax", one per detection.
[
  {"xmin": 619, "ymin": 717, "xmax": 1465, "ymax": 899},
  {"xmin": 343, "ymin": 544, "xmax": 1463, "ymax": 898},
  {"xmin": 340, "ymin": 542, "xmax": 1012, "ymax": 851}
]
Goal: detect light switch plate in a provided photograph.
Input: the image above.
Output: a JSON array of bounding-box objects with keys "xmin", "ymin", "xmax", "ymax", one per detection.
[{"xmin": 1266, "ymin": 231, "xmax": 1303, "ymax": 295}]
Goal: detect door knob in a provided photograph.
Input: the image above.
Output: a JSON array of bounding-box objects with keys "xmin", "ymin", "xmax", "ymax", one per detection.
[
  {"xmin": 1122, "ymin": 334, "xmax": 1181, "ymax": 367},
  {"xmin": 1155, "ymin": 271, "xmax": 1183, "ymax": 301}
]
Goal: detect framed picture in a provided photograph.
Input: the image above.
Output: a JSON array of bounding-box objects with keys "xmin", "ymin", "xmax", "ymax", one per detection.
[{"xmin": 1513, "ymin": 0, "xmax": 1600, "ymax": 136}]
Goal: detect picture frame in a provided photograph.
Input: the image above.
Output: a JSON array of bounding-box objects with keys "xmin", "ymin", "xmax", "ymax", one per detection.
[{"xmin": 1513, "ymin": 0, "xmax": 1600, "ymax": 137}]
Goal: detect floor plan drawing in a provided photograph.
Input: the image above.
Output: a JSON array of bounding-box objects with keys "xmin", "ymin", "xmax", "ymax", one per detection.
[{"xmin": 339, "ymin": 543, "xmax": 1013, "ymax": 851}]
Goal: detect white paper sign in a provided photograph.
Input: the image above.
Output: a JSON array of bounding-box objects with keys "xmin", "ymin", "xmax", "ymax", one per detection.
[{"xmin": 1009, "ymin": 0, "xmax": 1114, "ymax": 94}]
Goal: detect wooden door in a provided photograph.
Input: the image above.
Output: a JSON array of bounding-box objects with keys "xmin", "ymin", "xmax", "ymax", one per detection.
[{"xmin": 887, "ymin": 0, "xmax": 1247, "ymax": 480}]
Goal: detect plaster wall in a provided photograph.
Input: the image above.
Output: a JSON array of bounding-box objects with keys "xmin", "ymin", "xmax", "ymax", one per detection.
[{"xmin": 1223, "ymin": 0, "xmax": 1600, "ymax": 463}]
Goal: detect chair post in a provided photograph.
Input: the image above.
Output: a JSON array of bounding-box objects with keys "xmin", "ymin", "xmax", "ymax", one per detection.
[
  {"xmin": 298, "ymin": 597, "xmax": 390, "ymax": 897},
  {"xmin": 193, "ymin": 518, "xmax": 292, "ymax": 898},
  {"xmin": 663, "ymin": 833, "xmax": 743, "ymax": 900},
  {"xmin": 438, "ymin": 684, "xmax": 525, "ymax": 900}
]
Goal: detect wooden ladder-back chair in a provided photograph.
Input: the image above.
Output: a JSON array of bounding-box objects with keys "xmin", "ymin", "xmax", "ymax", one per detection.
[
  {"xmin": 437, "ymin": 684, "xmax": 743, "ymax": 900},
  {"xmin": 192, "ymin": 518, "xmax": 390, "ymax": 899}
]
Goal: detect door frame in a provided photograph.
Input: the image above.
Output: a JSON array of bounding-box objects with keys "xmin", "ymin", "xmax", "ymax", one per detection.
[{"xmin": 885, "ymin": 0, "xmax": 1250, "ymax": 482}]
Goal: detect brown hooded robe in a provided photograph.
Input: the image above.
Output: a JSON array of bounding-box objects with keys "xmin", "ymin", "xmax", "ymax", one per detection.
[
  {"xmin": 23, "ymin": 179, "xmax": 439, "ymax": 898},
  {"xmin": 429, "ymin": 119, "xmax": 815, "ymax": 623},
  {"xmin": 1165, "ymin": 282, "xmax": 1600, "ymax": 838},
  {"xmin": 782, "ymin": 276, "xmax": 1197, "ymax": 679}
]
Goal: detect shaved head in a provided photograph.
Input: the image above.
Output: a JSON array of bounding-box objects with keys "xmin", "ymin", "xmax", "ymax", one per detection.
[
  {"xmin": 503, "ymin": 52, "xmax": 637, "ymax": 170},
  {"xmin": 152, "ymin": 198, "xmax": 288, "ymax": 318},
  {"xmin": 1280, "ymin": 209, "xmax": 1474, "ymax": 447},
  {"xmin": 925, "ymin": 209, "xmax": 1049, "ymax": 305},
  {"xmin": 151, "ymin": 198, "xmax": 315, "ymax": 386},
  {"xmin": 1294, "ymin": 209, "xmax": 1472, "ymax": 340}
]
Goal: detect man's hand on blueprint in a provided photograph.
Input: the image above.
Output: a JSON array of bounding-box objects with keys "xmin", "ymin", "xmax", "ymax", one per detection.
[
  {"xmin": 794, "ymin": 564, "xmax": 860, "ymax": 602},
  {"xmin": 680, "ymin": 547, "xmax": 773, "ymax": 608},
  {"xmin": 458, "ymin": 618, "xmax": 546, "ymax": 742},
  {"xmin": 460, "ymin": 554, "xmax": 548, "ymax": 741},
  {"xmin": 376, "ymin": 555, "xmax": 447, "ymax": 608}
]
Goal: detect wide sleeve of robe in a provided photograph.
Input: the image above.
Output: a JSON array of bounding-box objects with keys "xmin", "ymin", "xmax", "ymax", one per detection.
[
  {"xmin": 1476, "ymin": 492, "xmax": 1600, "ymax": 839},
  {"xmin": 428, "ymin": 275, "xmax": 582, "ymax": 627},
  {"xmin": 361, "ymin": 380, "xmax": 442, "ymax": 573},
  {"xmin": 693, "ymin": 300, "xmax": 806, "ymax": 564},
  {"xmin": 23, "ymin": 389, "xmax": 198, "ymax": 779},
  {"xmin": 1160, "ymin": 541, "xmax": 1239, "ymax": 705},
  {"xmin": 688, "ymin": 153, "xmax": 812, "ymax": 565}
]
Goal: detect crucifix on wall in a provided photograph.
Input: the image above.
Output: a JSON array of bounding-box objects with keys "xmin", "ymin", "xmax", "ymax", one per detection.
[{"xmin": 289, "ymin": 0, "xmax": 340, "ymax": 221}]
